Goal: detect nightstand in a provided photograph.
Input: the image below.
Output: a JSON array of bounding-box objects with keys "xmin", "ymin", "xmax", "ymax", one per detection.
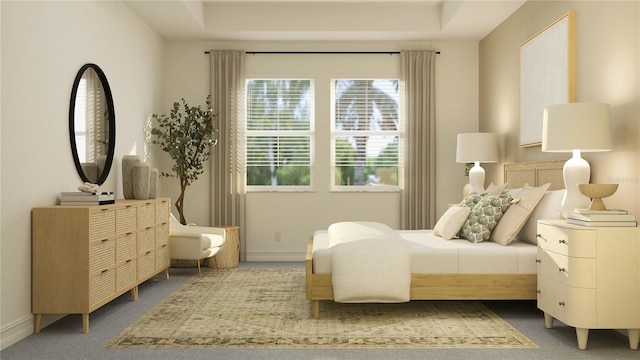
[{"xmin": 536, "ymin": 220, "xmax": 640, "ymax": 350}]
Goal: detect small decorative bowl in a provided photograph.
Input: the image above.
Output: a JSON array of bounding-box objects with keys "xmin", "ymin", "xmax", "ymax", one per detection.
[{"xmin": 578, "ymin": 183, "xmax": 619, "ymax": 210}]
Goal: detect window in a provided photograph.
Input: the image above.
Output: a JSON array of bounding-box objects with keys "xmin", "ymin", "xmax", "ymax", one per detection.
[
  {"xmin": 331, "ymin": 79, "xmax": 401, "ymax": 191},
  {"xmin": 246, "ymin": 79, "xmax": 314, "ymax": 191}
]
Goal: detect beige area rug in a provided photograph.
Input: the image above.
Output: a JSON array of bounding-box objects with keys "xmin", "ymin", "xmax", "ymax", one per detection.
[{"xmin": 107, "ymin": 268, "xmax": 537, "ymax": 349}]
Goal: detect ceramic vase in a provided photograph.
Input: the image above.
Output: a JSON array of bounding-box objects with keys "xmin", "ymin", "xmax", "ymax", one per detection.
[
  {"xmin": 122, "ymin": 155, "xmax": 141, "ymax": 199},
  {"xmin": 149, "ymin": 168, "xmax": 159, "ymax": 199},
  {"xmin": 132, "ymin": 163, "xmax": 150, "ymax": 200}
]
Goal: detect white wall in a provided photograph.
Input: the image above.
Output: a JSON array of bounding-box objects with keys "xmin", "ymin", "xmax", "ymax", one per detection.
[
  {"xmin": 0, "ymin": 1, "xmax": 165, "ymax": 349},
  {"xmin": 162, "ymin": 41, "xmax": 479, "ymax": 260}
]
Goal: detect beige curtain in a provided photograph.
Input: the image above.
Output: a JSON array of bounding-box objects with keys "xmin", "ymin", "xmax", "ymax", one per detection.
[
  {"xmin": 210, "ymin": 50, "xmax": 247, "ymax": 260},
  {"xmin": 400, "ymin": 50, "xmax": 437, "ymax": 230}
]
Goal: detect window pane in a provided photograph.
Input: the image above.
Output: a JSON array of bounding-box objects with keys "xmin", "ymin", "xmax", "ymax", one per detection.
[
  {"xmin": 332, "ymin": 79, "xmax": 400, "ymax": 188},
  {"xmin": 246, "ymin": 79, "xmax": 313, "ymax": 188}
]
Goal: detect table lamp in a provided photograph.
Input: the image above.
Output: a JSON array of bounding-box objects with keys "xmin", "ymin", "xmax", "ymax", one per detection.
[
  {"xmin": 456, "ymin": 132, "xmax": 499, "ymax": 194},
  {"xmin": 542, "ymin": 103, "xmax": 612, "ymax": 218}
]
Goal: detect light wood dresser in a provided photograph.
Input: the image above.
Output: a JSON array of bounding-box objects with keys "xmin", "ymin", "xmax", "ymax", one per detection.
[
  {"xmin": 32, "ymin": 198, "xmax": 170, "ymax": 333},
  {"xmin": 536, "ymin": 220, "xmax": 640, "ymax": 350}
]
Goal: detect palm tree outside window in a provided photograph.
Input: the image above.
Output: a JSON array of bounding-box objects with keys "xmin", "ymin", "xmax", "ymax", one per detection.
[{"xmin": 331, "ymin": 79, "xmax": 401, "ymax": 191}]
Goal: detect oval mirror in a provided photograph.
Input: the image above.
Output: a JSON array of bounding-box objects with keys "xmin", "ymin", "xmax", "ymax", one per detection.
[{"xmin": 69, "ymin": 64, "xmax": 115, "ymax": 185}]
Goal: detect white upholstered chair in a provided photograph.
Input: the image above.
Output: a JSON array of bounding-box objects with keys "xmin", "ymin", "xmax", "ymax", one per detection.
[{"xmin": 169, "ymin": 214, "xmax": 226, "ymax": 277}]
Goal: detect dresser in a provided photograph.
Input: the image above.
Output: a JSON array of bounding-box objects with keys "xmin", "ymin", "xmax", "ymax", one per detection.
[
  {"xmin": 32, "ymin": 198, "xmax": 170, "ymax": 333},
  {"xmin": 536, "ymin": 220, "xmax": 640, "ymax": 350}
]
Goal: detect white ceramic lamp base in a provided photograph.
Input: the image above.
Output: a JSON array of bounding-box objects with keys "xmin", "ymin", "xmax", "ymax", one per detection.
[
  {"xmin": 467, "ymin": 162, "xmax": 486, "ymax": 195},
  {"xmin": 561, "ymin": 150, "xmax": 591, "ymax": 218}
]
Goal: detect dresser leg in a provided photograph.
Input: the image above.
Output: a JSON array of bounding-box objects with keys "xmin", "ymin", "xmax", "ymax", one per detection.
[
  {"xmin": 131, "ymin": 286, "xmax": 139, "ymax": 301},
  {"xmin": 82, "ymin": 314, "xmax": 89, "ymax": 333},
  {"xmin": 576, "ymin": 327, "xmax": 589, "ymax": 350},
  {"xmin": 628, "ymin": 329, "xmax": 639, "ymax": 350},
  {"xmin": 543, "ymin": 312, "xmax": 554, "ymax": 328},
  {"xmin": 34, "ymin": 314, "xmax": 42, "ymax": 334}
]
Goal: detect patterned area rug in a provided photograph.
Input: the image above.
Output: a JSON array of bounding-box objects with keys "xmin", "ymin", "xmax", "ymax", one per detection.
[{"xmin": 107, "ymin": 268, "xmax": 537, "ymax": 349}]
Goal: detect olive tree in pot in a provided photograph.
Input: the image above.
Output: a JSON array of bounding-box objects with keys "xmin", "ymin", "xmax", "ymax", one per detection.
[{"xmin": 150, "ymin": 96, "xmax": 218, "ymax": 225}]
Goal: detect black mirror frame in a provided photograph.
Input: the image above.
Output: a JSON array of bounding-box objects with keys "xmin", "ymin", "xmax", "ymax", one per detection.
[{"xmin": 69, "ymin": 63, "xmax": 116, "ymax": 186}]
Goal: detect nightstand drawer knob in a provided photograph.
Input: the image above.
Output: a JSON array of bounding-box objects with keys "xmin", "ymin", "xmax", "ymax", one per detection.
[
  {"xmin": 559, "ymin": 267, "xmax": 566, "ymax": 272},
  {"xmin": 558, "ymin": 239, "xmax": 566, "ymax": 244},
  {"xmin": 559, "ymin": 301, "xmax": 565, "ymax": 306}
]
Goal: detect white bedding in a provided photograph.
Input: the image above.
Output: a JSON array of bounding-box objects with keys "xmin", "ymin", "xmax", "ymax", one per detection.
[{"xmin": 313, "ymin": 229, "xmax": 537, "ymax": 275}]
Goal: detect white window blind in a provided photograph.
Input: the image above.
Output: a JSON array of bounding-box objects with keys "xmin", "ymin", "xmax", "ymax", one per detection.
[
  {"xmin": 331, "ymin": 79, "xmax": 401, "ymax": 190},
  {"xmin": 246, "ymin": 79, "xmax": 314, "ymax": 190}
]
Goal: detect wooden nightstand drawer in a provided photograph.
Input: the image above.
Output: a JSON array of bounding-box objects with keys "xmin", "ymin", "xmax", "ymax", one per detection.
[
  {"xmin": 537, "ymin": 222, "xmax": 596, "ymax": 258},
  {"xmin": 537, "ymin": 247, "xmax": 596, "ymax": 288}
]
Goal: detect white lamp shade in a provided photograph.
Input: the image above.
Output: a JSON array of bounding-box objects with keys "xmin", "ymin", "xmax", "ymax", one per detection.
[
  {"xmin": 542, "ymin": 103, "xmax": 612, "ymax": 153},
  {"xmin": 456, "ymin": 133, "xmax": 499, "ymax": 163}
]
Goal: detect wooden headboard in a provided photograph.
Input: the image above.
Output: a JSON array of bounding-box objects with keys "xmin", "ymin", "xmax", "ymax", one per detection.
[{"xmin": 504, "ymin": 160, "xmax": 566, "ymax": 190}]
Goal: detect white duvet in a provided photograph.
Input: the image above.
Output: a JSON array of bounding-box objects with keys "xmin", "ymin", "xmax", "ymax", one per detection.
[{"xmin": 328, "ymin": 221, "xmax": 411, "ymax": 303}]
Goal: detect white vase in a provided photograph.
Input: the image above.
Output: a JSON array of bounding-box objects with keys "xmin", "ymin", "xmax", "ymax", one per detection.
[
  {"xmin": 132, "ymin": 163, "xmax": 150, "ymax": 200},
  {"xmin": 122, "ymin": 155, "xmax": 141, "ymax": 199}
]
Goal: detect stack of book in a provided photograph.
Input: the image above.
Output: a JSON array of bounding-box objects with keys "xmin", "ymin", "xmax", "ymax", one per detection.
[
  {"xmin": 60, "ymin": 191, "xmax": 115, "ymax": 206},
  {"xmin": 567, "ymin": 209, "xmax": 637, "ymax": 227}
]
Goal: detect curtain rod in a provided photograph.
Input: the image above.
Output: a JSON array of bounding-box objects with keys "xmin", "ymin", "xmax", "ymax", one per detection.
[{"xmin": 204, "ymin": 50, "xmax": 440, "ymax": 55}]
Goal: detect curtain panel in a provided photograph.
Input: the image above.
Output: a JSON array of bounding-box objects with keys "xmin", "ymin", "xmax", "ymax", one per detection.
[
  {"xmin": 400, "ymin": 50, "xmax": 437, "ymax": 230},
  {"xmin": 210, "ymin": 50, "xmax": 247, "ymax": 260}
]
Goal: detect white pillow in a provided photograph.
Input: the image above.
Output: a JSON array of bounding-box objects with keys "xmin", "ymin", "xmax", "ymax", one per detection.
[
  {"xmin": 517, "ymin": 189, "xmax": 565, "ymax": 244},
  {"xmin": 433, "ymin": 206, "xmax": 471, "ymax": 240},
  {"xmin": 485, "ymin": 182, "xmax": 507, "ymax": 195},
  {"xmin": 490, "ymin": 183, "xmax": 550, "ymax": 246}
]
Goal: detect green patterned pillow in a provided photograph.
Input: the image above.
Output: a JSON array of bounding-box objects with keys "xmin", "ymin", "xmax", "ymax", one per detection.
[
  {"xmin": 460, "ymin": 193, "xmax": 512, "ymax": 243},
  {"xmin": 458, "ymin": 193, "xmax": 485, "ymax": 208}
]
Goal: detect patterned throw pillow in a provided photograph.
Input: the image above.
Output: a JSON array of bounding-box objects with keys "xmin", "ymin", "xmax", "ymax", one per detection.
[
  {"xmin": 460, "ymin": 193, "xmax": 512, "ymax": 243},
  {"xmin": 458, "ymin": 193, "xmax": 485, "ymax": 208}
]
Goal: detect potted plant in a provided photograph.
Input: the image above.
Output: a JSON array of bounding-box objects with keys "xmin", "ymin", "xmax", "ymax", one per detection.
[{"xmin": 150, "ymin": 96, "xmax": 218, "ymax": 224}]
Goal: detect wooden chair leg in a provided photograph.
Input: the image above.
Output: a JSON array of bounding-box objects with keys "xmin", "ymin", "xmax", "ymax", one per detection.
[{"xmin": 197, "ymin": 260, "xmax": 202, "ymax": 278}]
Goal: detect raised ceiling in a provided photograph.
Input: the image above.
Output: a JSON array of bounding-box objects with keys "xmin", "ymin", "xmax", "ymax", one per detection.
[{"xmin": 124, "ymin": 0, "xmax": 527, "ymax": 42}]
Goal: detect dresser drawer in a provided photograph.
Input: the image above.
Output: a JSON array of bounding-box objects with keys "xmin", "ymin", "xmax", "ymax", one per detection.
[
  {"xmin": 138, "ymin": 250, "xmax": 156, "ymax": 280},
  {"xmin": 116, "ymin": 232, "xmax": 137, "ymax": 263},
  {"xmin": 155, "ymin": 200, "xmax": 169, "ymax": 224},
  {"xmin": 537, "ymin": 248, "xmax": 596, "ymax": 288},
  {"xmin": 116, "ymin": 205, "xmax": 137, "ymax": 235},
  {"xmin": 138, "ymin": 227, "xmax": 155, "ymax": 254},
  {"xmin": 89, "ymin": 208, "xmax": 116, "ymax": 241},
  {"xmin": 116, "ymin": 259, "xmax": 137, "ymax": 292},
  {"xmin": 537, "ymin": 222, "xmax": 597, "ymax": 258},
  {"xmin": 138, "ymin": 202, "xmax": 155, "ymax": 229},
  {"xmin": 90, "ymin": 268, "xmax": 116, "ymax": 307},
  {"xmin": 537, "ymin": 275, "xmax": 596, "ymax": 329},
  {"xmin": 156, "ymin": 245, "xmax": 170, "ymax": 270},
  {"xmin": 90, "ymin": 239, "xmax": 116, "ymax": 274},
  {"xmin": 156, "ymin": 223, "xmax": 169, "ymax": 247}
]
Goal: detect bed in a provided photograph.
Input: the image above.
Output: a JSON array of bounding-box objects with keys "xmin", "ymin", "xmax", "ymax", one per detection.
[{"xmin": 305, "ymin": 160, "xmax": 566, "ymax": 319}]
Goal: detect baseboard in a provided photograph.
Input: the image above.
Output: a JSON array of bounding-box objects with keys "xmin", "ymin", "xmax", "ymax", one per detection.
[
  {"xmin": 245, "ymin": 251, "xmax": 305, "ymax": 262},
  {"xmin": 1, "ymin": 314, "xmax": 65, "ymax": 350},
  {"xmin": 1, "ymin": 315, "xmax": 34, "ymax": 350}
]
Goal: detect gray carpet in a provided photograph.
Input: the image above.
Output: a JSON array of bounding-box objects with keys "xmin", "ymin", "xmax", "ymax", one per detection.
[{"xmin": 2, "ymin": 262, "xmax": 638, "ymax": 359}]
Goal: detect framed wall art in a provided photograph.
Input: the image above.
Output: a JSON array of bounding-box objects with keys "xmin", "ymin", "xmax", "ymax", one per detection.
[{"xmin": 519, "ymin": 11, "xmax": 576, "ymax": 147}]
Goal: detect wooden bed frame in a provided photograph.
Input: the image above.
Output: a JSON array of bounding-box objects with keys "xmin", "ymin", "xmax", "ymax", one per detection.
[{"xmin": 305, "ymin": 159, "xmax": 566, "ymax": 319}]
